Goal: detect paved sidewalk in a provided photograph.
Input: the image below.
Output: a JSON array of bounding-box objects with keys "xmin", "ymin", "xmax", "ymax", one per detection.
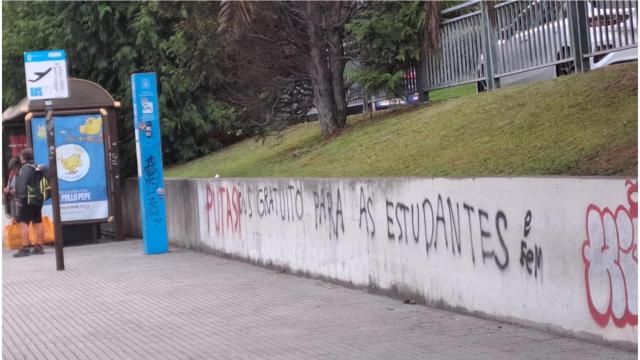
[{"xmin": 2, "ymin": 240, "xmax": 636, "ymax": 360}]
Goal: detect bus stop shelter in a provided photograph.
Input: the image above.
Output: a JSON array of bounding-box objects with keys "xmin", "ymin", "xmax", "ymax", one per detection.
[{"xmin": 2, "ymin": 78, "xmax": 124, "ymax": 242}]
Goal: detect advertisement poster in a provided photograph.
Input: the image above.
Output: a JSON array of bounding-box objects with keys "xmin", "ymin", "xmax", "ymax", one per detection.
[{"xmin": 31, "ymin": 114, "xmax": 109, "ymax": 222}]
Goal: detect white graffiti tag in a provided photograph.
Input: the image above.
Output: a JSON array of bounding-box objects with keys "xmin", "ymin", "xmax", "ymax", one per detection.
[{"xmin": 582, "ymin": 181, "xmax": 637, "ymax": 328}]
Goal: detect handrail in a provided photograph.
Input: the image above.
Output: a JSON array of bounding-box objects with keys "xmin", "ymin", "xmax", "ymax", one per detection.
[
  {"xmin": 494, "ymin": 0, "xmax": 526, "ymax": 10},
  {"xmin": 441, "ymin": 10, "xmax": 483, "ymax": 26},
  {"xmin": 441, "ymin": 0, "xmax": 481, "ymax": 16}
]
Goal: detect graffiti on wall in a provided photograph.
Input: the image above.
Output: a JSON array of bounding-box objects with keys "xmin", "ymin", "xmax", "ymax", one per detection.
[
  {"xmin": 313, "ymin": 188, "xmax": 344, "ymax": 240},
  {"xmin": 359, "ymin": 187, "xmax": 375, "ymax": 237},
  {"xmin": 383, "ymin": 195, "xmax": 510, "ymax": 270},
  {"xmin": 200, "ymin": 181, "xmax": 550, "ymax": 278},
  {"xmin": 520, "ymin": 210, "xmax": 542, "ymax": 280},
  {"xmin": 583, "ymin": 180, "xmax": 638, "ymax": 328},
  {"xmin": 205, "ymin": 183, "xmax": 305, "ymax": 236},
  {"xmin": 143, "ymin": 155, "xmax": 163, "ymax": 224},
  {"xmin": 205, "ymin": 184, "xmax": 242, "ymax": 235}
]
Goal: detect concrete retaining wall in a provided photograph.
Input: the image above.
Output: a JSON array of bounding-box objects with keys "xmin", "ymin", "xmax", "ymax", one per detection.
[
  {"xmin": 123, "ymin": 178, "xmax": 201, "ymax": 249},
  {"xmin": 122, "ymin": 179, "xmax": 141, "ymax": 238},
  {"xmin": 123, "ymin": 177, "xmax": 638, "ymax": 347}
]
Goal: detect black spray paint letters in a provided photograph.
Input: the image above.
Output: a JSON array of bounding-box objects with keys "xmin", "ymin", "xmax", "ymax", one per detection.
[
  {"xmin": 313, "ymin": 188, "xmax": 345, "ymax": 240},
  {"xmin": 143, "ymin": 155, "xmax": 162, "ymax": 224},
  {"xmin": 519, "ymin": 210, "xmax": 542, "ymax": 279},
  {"xmin": 359, "ymin": 187, "xmax": 375, "ymax": 237},
  {"xmin": 240, "ymin": 186, "xmax": 253, "ymax": 218},
  {"xmin": 254, "ymin": 185, "xmax": 304, "ymax": 222},
  {"xmin": 481, "ymin": 210, "xmax": 509, "ymax": 270},
  {"xmin": 385, "ymin": 194, "xmax": 509, "ymax": 270}
]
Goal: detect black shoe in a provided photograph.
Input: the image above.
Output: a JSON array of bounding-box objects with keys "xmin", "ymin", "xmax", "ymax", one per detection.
[
  {"xmin": 13, "ymin": 248, "xmax": 30, "ymax": 258},
  {"xmin": 31, "ymin": 246, "xmax": 44, "ymax": 255}
]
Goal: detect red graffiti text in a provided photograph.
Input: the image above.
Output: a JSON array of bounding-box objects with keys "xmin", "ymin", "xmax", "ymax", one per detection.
[
  {"xmin": 206, "ymin": 184, "xmax": 242, "ymax": 235},
  {"xmin": 582, "ymin": 181, "xmax": 637, "ymax": 328}
]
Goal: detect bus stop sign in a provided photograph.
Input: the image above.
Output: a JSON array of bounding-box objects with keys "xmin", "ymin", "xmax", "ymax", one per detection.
[{"xmin": 24, "ymin": 50, "xmax": 69, "ymax": 100}]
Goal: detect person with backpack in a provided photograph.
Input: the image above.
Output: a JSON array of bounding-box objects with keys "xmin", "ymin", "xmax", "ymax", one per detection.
[{"xmin": 13, "ymin": 147, "xmax": 49, "ymax": 257}]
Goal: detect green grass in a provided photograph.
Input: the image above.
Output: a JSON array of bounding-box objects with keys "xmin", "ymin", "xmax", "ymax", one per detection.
[
  {"xmin": 166, "ymin": 62, "xmax": 637, "ymax": 178},
  {"xmin": 429, "ymin": 83, "xmax": 477, "ymax": 101}
]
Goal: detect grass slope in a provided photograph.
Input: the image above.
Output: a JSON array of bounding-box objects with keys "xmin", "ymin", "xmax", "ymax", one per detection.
[
  {"xmin": 429, "ymin": 83, "xmax": 477, "ymax": 101},
  {"xmin": 167, "ymin": 62, "xmax": 637, "ymax": 178}
]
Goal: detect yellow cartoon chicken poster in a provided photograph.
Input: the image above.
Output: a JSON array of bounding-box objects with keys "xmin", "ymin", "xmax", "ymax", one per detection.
[{"xmin": 31, "ymin": 114, "xmax": 108, "ymax": 222}]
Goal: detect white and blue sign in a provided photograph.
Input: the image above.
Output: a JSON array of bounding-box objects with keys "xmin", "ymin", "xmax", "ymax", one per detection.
[
  {"xmin": 31, "ymin": 114, "xmax": 109, "ymax": 221},
  {"xmin": 132, "ymin": 72, "xmax": 168, "ymax": 255},
  {"xmin": 24, "ymin": 50, "xmax": 69, "ymax": 100}
]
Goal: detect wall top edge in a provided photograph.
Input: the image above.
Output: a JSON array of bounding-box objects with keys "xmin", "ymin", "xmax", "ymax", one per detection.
[{"xmin": 162, "ymin": 176, "xmax": 636, "ymax": 182}]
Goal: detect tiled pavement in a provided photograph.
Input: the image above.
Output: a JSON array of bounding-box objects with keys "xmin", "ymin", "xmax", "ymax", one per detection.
[{"xmin": 2, "ymin": 240, "xmax": 636, "ymax": 360}]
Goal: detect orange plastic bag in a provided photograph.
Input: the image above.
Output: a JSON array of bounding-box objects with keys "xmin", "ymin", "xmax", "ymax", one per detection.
[
  {"xmin": 3, "ymin": 223, "xmax": 23, "ymax": 249},
  {"xmin": 29, "ymin": 216, "xmax": 54, "ymax": 245},
  {"xmin": 4, "ymin": 216, "xmax": 54, "ymax": 249}
]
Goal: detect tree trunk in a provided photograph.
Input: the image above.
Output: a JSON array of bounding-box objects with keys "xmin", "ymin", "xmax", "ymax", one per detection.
[
  {"xmin": 305, "ymin": 2, "xmax": 348, "ymax": 137},
  {"xmin": 309, "ymin": 52, "xmax": 338, "ymax": 136},
  {"xmin": 328, "ymin": 29, "xmax": 347, "ymax": 129}
]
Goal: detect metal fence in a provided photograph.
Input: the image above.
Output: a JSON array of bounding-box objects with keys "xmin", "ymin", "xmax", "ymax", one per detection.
[
  {"xmin": 493, "ymin": 0, "xmax": 573, "ymax": 75},
  {"xmin": 420, "ymin": 0, "xmax": 638, "ymax": 94},
  {"xmin": 585, "ymin": 0, "xmax": 637, "ymax": 56},
  {"xmin": 424, "ymin": 5, "xmax": 486, "ymax": 90}
]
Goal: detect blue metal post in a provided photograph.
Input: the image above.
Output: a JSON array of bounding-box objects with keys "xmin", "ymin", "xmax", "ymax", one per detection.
[{"xmin": 131, "ymin": 73, "xmax": 168, "ymax": 255}]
